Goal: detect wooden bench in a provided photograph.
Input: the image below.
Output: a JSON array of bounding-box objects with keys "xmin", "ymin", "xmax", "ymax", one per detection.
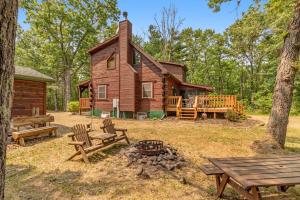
[
  {"xmin": 200, "ymin": 164, "xmax": 225, "ymax": 193},
  {"xmin": 12, "ymin": 126, "xmax": 58, "ymax": 146}
]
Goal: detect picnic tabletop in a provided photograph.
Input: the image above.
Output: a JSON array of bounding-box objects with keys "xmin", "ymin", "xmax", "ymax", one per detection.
[{"xmin": 209, "ymin": 155, "xmax": 300, "ymax": 189}]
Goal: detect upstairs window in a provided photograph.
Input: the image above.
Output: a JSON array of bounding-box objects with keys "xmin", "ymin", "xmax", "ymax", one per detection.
[
  {"xmin": 142, "ymin": 82, "xmax": 153, "ymax": 98},
  {"xmin": 107, "ymin": 53, "xmax": 116, "ymax": 69},
  {"xmin": 133, "ymin": 50, "xmax": 141, "ymax": 65},
  {"xmin": 98, "ymin": 85, "xmax": 107, "ymax": 99}
]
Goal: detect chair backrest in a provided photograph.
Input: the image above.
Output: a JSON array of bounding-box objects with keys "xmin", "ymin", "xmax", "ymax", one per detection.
[
  {"xmin": 102, "ymin": 118, "xmax": 116, "ymax": 135},
  {"xmin": 72, "ymin": 124, "xmax": 92, "ymax": 147}
]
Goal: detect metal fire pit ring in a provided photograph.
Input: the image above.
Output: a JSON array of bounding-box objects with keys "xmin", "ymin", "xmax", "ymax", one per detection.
[{"xmin": 137, "ymin": 140, "xmax": 164, "ymax": 155}]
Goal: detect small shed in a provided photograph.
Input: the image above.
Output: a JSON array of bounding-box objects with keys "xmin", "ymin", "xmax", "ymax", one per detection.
[{"xmin": 12, "ymin": 66, "xmax": 54, "ymax": 117}]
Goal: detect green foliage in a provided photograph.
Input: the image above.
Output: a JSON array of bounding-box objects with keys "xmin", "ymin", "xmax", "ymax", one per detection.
[
  {"xmin": 149, "ymin": 111, "xmax": 165, "ymax": 119},
  {"xmin": 225, "ymin": 110, "xmax": 240, "ymax": 122},
  {"xmin": 90, "ymin": 109, "xmax": 102, "ymax": 117},
  {"xmin": 253, "ymin": 92, "xmax": 273, "ymax": 114},
  {"xmin": 17, "ymin": 0, "xmax": 120, "ymax": 110},
  {"xmin": 67, "ymin": 101, "xmax": 79, "ymax": 113}
]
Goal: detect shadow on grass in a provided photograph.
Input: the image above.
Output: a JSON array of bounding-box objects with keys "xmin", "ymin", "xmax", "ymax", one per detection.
[
  {"xmin": 285, "ymin": 136, "xmax": 300, "ymax": 153},
  {"xmin": 6, "ymin": 165, "xmax": 133, "ymax": 199}
]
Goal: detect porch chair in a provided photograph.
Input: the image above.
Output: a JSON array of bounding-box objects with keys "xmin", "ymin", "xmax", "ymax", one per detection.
[{"xmin": 67, "ymin": 124, "xmax": 103, "ymax": 164}]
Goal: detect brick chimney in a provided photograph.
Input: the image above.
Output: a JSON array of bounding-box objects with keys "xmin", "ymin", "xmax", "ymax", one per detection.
[
  {"xmin": 119, "ymin": 20, "xmax": 132, "ymax": 65},
  {"xmin": 119, "ymin": 19, "xmax": 136, "ymax": 112}
]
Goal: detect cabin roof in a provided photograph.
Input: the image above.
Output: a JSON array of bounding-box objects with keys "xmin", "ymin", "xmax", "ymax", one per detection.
[
  {"xmin": 88, "ymin": 35, "xmax": 119, "ymax": 54},
  {"xmin": 15, "ymin": 66, "xmax": 54, "ymax": 82},
  {"xmin": 88, "ymin": 36, "xmax": 212, "ymax": 92},
  {"xmin": 159, "ymin": 61, "xmax": 187, "ymax": 70}
]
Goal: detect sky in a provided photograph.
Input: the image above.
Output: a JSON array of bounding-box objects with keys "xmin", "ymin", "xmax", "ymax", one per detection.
[{"xmin": 18, "ymin": 0, "xmax": 255, "ymax": 36}]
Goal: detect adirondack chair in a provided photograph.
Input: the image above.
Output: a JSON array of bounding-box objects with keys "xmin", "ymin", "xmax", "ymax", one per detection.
[
  {"xmin": 67, "ymin": 124, "xmax": 103, "ymax": 164},
  {"xmin": 93, "ymin": 118, "xmax": 130, "ymax": 145}
]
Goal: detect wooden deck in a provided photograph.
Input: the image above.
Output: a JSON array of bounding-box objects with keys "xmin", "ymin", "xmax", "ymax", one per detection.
[{"xmin": 166, "ymin": 95, "xmax": 245, "ymax": 119}]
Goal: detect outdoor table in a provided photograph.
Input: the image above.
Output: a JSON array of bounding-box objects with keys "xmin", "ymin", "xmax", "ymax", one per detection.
[{"xmin": 208, "ymin": 155, "xmax": 300, "ymax": 200}]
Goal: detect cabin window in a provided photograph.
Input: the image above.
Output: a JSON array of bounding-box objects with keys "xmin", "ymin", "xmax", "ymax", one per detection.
[
  {"xmin": 142, "ymin": 82, "xmax": 153, "ymax": 98},
  {"xmin": 133, "ymin": 50, "xmax": 141, "ymax": 65},
  {"xmin": 98, "ymin": 85, "xmax": 107, "ymax": 99},
  {"xmin": 107, "ymin": 53, "xmax": 116, "ymax": 69}
]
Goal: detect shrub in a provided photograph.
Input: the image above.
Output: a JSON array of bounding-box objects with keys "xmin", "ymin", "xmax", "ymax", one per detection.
[
  {"xmin": 149, "ymin": 110, "xmax": 165, "ymax": 119},
  {"xmin": 67, "ymin": 101, "xmax": 79, "ymax": 113},
  {"xmin": 225, "ymin": 110, "xmax": 240, "ymax": 122}
]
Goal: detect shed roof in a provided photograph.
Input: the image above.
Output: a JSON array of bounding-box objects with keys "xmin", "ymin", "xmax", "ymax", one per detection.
[{"xmin": 15, "ymin": 66, "xmax": 54, "ymax": 82}]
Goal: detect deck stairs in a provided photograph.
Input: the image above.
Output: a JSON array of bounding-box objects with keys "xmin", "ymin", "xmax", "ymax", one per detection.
[{"xmin": 178, "ymin": 107, "xmax": 197, "ymax": 120}]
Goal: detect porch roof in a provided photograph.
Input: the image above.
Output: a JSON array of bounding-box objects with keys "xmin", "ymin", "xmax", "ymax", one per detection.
[{"xmin": 180, "ymin": 82, "xmax": 213, "ymax": 91}]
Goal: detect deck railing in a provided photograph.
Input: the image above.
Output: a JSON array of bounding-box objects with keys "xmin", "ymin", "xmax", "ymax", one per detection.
[
  {"xmin": 79, "ymin": 98, "xmax": 90, "ymax": 109},
  {"xmin": 196, "ymin": 95, "xmax": 237, "ymax": 108},
  {"xmin": 166, "ymin": 95, "xmax": 245, "ymax": 115},
  {"xmin": 166, "ymin": 96, "xmax": 181, "ymax": 111}
]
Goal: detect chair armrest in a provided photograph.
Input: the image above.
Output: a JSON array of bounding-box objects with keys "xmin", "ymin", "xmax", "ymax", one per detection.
[
  {"xmin": 115, "ymin": 128, "xmax": 127, "ymax": 132},
  {"xmin": 67, "ymin": 133, "xmax": 75, "ymax": 137},
  {"xmin": 68, "ymin": 141, "xmax": 85, "ymax": 146}
]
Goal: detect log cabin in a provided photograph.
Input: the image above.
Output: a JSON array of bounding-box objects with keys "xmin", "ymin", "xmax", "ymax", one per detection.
[
  {"xmin": 12, "ymin": 66, "xmax": 54, "ymax": 117},
  {"xmin": 79, "ymin": 19, "xmax": 244, "ymax": 119}
]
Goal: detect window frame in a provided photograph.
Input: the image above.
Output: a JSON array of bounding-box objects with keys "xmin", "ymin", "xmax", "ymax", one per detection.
[
  {"xmin": 142, "ymin": 82, "xmax": 153, "ymax": 99},
  {"xmin": 107, "ymin": 52, "xmax": 116, "ymax": 70},
  {"xmin": 98, "ymin": 85, "xmax": 107, "ymax": 100},
  {"xmin": 133, "ymin": 50, "xmax": 141, "ymax": 65}
]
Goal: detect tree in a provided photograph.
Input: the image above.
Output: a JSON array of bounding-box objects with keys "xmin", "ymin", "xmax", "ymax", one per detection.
[
  {"xmin": 0, "ymin": 0, "xmax": 18, "ymax": 198},
  {"xmin": 153, "ymin": 4, "xmax": 184, "ymax": 61},
  {"xmin": 20, "ymin": 0, "xmax": 120, "ymax": 110},
  {"xmin": 267, "ymin": 0, "xmax": 300, "ymax": 148},
  {"xmin": 225, "ymin": 7, "xmax": 268, "ymax": 105},
  {"xmin": 208, "ymin": 0, "xmax": 300, "ymax": 148}
]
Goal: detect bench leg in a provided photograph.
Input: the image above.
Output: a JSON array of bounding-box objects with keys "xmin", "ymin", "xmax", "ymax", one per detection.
[
  {"xmin": 217, "ymin": 174, "xmax": 229, "ymax": 198},
  {"xmin": 124, "ymin": 135, "xmax": 130, "ymax": 145},
  {"xmin": 215, "ymin": 175, "xmax": 221, "ymax": 192},
  {"xmin": 251, "ymin": 186, "xmax": 261, "ymax": 200},
  {"xmin": 19, "ymin": 138, "xmax": 25, "ymax": 146},
  {"xmin": 79, "ymin": 146, "xmax": 90, "ymax": 164},
  {"xmin": 66, "ymin": 150, "xmax": 81, "ymax": 161}
]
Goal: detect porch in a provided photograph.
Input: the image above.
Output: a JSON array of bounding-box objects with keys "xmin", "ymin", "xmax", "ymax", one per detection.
[{"xmin": 166, "ymin": 95, "xmax": 245, "ymax": 120}]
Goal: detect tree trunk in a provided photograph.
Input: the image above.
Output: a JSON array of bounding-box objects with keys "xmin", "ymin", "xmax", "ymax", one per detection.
[
  {"xmin": 0, "ymin": 0, "xmax": 18, "ymax": 199},
  {"xmin": 63, "ymin": 68, "xmax": 71, "ymax": 111},
  {"xmin": 54, "ymin": 89, "xmax": 58, "ymax": 112},
  {"xmin": 267, "ymin": 1, "xmax": 300, "ymax": 148}
]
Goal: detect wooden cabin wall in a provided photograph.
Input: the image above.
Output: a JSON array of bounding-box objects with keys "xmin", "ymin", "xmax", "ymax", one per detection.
[
  {"xmin": 12, "ymin": 79, "xmax": 46, "ymax": 117},
  {"xmin": 91, "ymin": 41, "xmax": 120, "ymax": 112},
  {"xmin": 135, "ymin": 56, "xmax": 164, "ymax": 112}
]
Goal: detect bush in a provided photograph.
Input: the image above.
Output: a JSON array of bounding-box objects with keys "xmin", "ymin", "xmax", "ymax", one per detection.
[
  {"xmin": 67, "ymin": 101, "xmax": 79, "ymax": 113},
  {"xmin": 149, "ymin": 110, "xmax": 165, "ymax": 119},
  {"xmin": 225, "ymin": 110, "xmax": 240, "ymax": 122}
]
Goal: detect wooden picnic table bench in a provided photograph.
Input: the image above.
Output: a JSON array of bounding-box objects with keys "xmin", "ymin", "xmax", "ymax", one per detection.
[
  {"xmin": 203, "ymin": 155, "xmax": 300, "ymax": 200},
  {"xmin": 12, "ymin": 126, "xmax": 58, "ymax": 146}
]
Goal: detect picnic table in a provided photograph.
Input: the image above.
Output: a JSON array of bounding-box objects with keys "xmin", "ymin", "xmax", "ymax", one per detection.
[{"xmin": 208, "ymin": 155, "xmax": 300, "ymax": 200}]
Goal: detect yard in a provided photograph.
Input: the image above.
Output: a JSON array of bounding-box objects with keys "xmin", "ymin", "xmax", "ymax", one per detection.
[{"xmin": 5, "ymin": 113, "xmax": 300, "ymax": 200}]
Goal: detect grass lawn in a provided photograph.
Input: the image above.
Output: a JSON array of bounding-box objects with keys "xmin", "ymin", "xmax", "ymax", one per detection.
[{"xmin": 5, "ymin": 113, "xmax": 300, "ymax": 199}]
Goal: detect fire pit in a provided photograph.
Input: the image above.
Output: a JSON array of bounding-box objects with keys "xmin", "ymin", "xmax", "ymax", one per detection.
[
  {"xmin": 136, "ymin": 140, "xmax": 164, "ymax": 155},
  {"xmin": 122, "ymin": 140, "xmax": 187, "ymax": 175}
]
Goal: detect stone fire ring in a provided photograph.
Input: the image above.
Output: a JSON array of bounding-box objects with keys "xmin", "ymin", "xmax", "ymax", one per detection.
[{"xmin": 136, "ymin": 140, "xmax": 165, "ymax": 156}]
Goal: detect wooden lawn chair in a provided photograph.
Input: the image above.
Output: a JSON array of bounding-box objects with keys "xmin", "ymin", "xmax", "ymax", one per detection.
[{"xmin": 67, "ymin": 124, "xmax": 103, "ymax": 164}]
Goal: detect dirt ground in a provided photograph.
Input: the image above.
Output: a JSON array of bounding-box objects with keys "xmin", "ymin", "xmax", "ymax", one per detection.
[{"xmin": 5, "ymin": 112, "xmax": 300, "ymax": 200}]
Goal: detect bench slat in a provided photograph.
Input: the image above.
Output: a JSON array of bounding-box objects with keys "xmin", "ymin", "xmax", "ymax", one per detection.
[{"xmin": 200, "ymin": 164, "xmax": 224, "ymax": 175}]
